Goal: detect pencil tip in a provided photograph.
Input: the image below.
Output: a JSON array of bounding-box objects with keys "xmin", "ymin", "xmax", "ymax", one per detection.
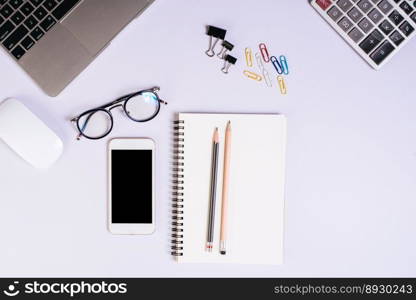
[
  {"xmin": 213, "ymin": 127, "xmax": 219, "ymax": 142},
  {"xmin": 220, "ymin": 250, "xmax": 226, "ymax": 255}
]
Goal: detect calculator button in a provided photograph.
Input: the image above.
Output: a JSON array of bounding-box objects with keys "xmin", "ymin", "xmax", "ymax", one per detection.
[
  {"xmin": 328, "ymin": 6, "xmax": 343, "ymax": 21},
  {"xmin": 337, "ymin": 0, "xmax": 353, "ymax": 12},
  {"xmin": 316, "ymin": 0, "xmax": 332, "ymax": 10},
  {"xmin": 411, "ymin": 12, "xmax": 416, "ymax": 23},
  {"xmin": 370, "ymin": 40, "xmax": 394, "ymax": 64},
  {"xmin": 358, "ymin": 0, "xmax": 373, "ymax": 13},
  {"xmin": 368, "ymin": 8, "xmax": 383, "ymax": 24},
  {"xmin": 389, "ymin": 30, "xmax": 405, "ymax": 45},
  {"xmin": 359, "ymin": 29, "xmax": 384, "ymax": 53},
  {"xmin": 379, "ymin": 19, "xmax": 394, "ymax": 34},
  {"xmin": 399, "ymin": 20, "xmax": 414, "ymax": 36},
  {"xmin": 378, "ymin": 0, "xmax": 393, "ymax": 14},
  {"xmin": 348, "ymin": 27, "xmax": 365, "ymax": 42},
  {"xmin": 358, "ymin": 17, "xmax": 374, "ymax": 32},
  {"xmin": 389, "ymin": 10, "xmax": 405, "ymax": 25},
  {"xmin": 348, "ymin": 7, "xmax": 364, "ymax": 22},
  {"xmin": 338, "ymin": 16, "xmax": 354, "ymax": 31},
  {"xmin": 399, "ymin": 1, "xmax": 414, "ymax": 14}
]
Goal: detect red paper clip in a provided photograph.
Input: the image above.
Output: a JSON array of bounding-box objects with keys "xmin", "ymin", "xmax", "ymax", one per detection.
[{"xmin": 259, "ymin": 43, "xmax": 270, "ymax": 63}]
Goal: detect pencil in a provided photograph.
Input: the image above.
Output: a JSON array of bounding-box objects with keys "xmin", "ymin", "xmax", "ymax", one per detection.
[
  {"xmin": 220, "ymin": 121, "xmax": 231, "ymax": 255},
  {"xmin": 206, "ymin": 127, "xmax": 219, "ymax": 252}
]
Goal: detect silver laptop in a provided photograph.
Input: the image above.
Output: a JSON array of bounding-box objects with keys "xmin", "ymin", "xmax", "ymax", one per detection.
[{"xmin": 0, "ymin": 0, "xmax": 154, "ymax": 96}]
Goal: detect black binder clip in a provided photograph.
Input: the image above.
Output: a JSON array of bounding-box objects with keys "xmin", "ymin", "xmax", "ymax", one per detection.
[
  {"xmin": 217, "ymin": 41, "xmax": 234, "ymax": 59},
  {"xmin": 221, "ymin": 55, "xmax": 237, "ymax": 74},
  {"xmin": 205, "ymin": 26, "xmax": 227, "ymax": 57}
]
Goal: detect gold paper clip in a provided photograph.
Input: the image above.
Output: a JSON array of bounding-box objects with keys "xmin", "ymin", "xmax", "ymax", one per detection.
[
  {"xmin": 245, "ymin": 48, "xmax": 253, "ymax": 67},
  {"xmin": 262, "ymin": 68, "xmax": 272, "ymax": 87},
  {"xmin": 243, "ymin": 70, "xmax": 262, "ymax": 81},
  {"xmin": 277, "ymin": 76, "xmax": 287, "ymax": 94}
]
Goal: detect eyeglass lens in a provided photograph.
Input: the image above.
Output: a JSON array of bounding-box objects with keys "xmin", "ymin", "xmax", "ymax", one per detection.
[
  {"xmin": 125, "ymin": 92, "xmax": 160, "ymax": 121},
  {"xmin": 78, "ymin": 110, "xmax": 112, "ymax": 139}
]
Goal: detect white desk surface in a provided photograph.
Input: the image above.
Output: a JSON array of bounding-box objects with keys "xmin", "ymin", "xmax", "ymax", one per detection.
[{"xmin": 0, "ymin": 0, "xmax": 415, "ymax": 277}]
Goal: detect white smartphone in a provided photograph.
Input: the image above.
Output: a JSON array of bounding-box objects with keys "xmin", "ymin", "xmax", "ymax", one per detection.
[{"xmin": 108, "ymin": 138, "xmax": 155, "ymax": 234}]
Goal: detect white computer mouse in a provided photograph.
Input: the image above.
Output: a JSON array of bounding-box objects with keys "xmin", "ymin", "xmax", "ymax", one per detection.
[{"xmin": 0, "ymin": 98, "xmax": 63, "ymax": 169}]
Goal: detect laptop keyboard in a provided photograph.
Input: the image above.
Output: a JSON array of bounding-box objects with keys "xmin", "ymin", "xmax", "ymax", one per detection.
[
  {"xmin": 311, "ymin": 0, "xmax": 416, "ymax": 69},
  {"xmin": 0, "ymin": 0, "xmax": 80, "ymax": 60}
]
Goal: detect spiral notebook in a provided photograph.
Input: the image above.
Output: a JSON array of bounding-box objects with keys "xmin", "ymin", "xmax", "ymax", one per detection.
[{"xmin": 172, "ymin": 113, "xmax": 286, "ymax": 264}]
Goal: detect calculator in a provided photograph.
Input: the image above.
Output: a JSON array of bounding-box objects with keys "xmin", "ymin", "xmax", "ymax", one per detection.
[{"xmin": 311, "ymin": 0, "xmax": 416, "ymax": 69}]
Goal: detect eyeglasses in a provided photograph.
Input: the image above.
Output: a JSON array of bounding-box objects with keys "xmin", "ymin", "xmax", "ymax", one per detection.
[{"xmin": 71, "ymin": 87, "xmax": 167, "ymax": 140}]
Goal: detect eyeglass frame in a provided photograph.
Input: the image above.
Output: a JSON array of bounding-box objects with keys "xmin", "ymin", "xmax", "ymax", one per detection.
[{"xmin": 71, "ymin": 87, "xmax": 167, "ymax": 140}]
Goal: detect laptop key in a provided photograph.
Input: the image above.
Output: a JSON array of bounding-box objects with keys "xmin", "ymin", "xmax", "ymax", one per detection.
[
  {"xmin": 328, "ymin": 6, "xmax": 343, "ymax": 21},
  {"xmin": 348, "ymin": 7, "xmax": 363, "ymax": 22},
  {"xmin": 348, "ymin": 27, "xmax": 365, "ymax": 42},
  {"xmin": 39, "ymin": 15, "xmax": 55, "ymax": 31},
  {"xmin": 0, "ymin": 20, "xmax": 14, "ymax": 41},
  {"xmin": 24, "ymin": 15, "xmax": 38, "ymax": 29},
  {"xmin": 34, "ymin": 6, "xmax": 47, "ymax": 20},
  {"xmin": 358, "ymin": 17, "xmax": 374, "ymax": 33},
  {"xmin": 52, "ymin": 0, "xmax": 80, "ymax": 20},
  {"xmin": 389, "ymin": 30, "xmax": 404, "ymax": 45},
  {"xmin": 370, "ymin": 40, "xmax": 394, "ymax": 64},
  {"xmin": 399, "ymin": 21, "xmax": 414, "ymax": 36},
  {"xmin": 359, "ymin": 29, "xmax": 384, "ymax": 53},
  {"xmin": 378, "ymin": 0, "xmax": 393, "ymax": 14},
  {"xmin": 43, "ymin": 0, "xmax": 57, "ymax": 11},
  {"xmin": 11, "ymin": 44, "xmax": 25, "ymax": 59},
  {"xmin": 30, "ymin": 26, "xmax": 43, "ymax": 40},
  {"xmin": 379, "ymin": 19, "xmax": 394, "ymax": 34},
  {"xmin": 9, "ymin": 0, "xmax": 23, "ymax": 9},
  {"xmin": 3, "ymin": 24, "xmax": 28, "ymax": 50},
  {"xmin": 389, "ymin": 10, "xmax": 404, "ymax": 25},
  {"xmin": 0, "ymin": 4, "xmax": 13, "ymax": 18},
  {"xmin": 11, "ymin": 11, "xmax": 24, "ymax": 25},
  {"xmin": 30, "ymin": 0, "xmax": 44, "ymax": 6},
  {"xmin": 20, "ymin": 2, "xmax": 35, "ymax": 16},
  {"xmin": 21, "ymin": 35, "xmax": 34, "ymax": 50}
]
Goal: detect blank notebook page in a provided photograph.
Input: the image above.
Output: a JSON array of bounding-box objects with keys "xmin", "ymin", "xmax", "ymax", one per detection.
[{"xmin": 176, "ymin": 113, "xmax": 286, "ymax": 264}]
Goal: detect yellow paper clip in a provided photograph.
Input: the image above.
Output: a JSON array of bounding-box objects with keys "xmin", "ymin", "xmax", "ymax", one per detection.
[
  {"xmin": 243, "ymin": 70, "xmax": 262, "ymax": 81},
  {"xmin": 277, "ymin": 76, "xmax": 287, "ymax": 94},
  {"xmin": 245, "ymin": 48, "xmax": 253, "ymax": 67}
]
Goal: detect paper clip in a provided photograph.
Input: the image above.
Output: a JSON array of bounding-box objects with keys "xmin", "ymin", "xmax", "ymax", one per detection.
[
  {"xmin": 280, "ymin": 55, "xmax": 289, "ymax": 75},
  {"xmin": 243, "ymin": 70, "xmax": 262, "ymax": 81},
  {"xmin": 205, "ymin": 26, "xmax": 227, "ymax": 57},
  {"xmin": 262, "ymin": 68, "xmax": 272, "ymax": 87},
  {"xmin": 270, "ymin": 56, "xmax": 283, "ymax": 74},
  {"xmin": 277, "ymin": 76, "xmax": 287, "ymax": 95},
  {"xmin": 259, "ymin": 43, "xmax": 270, "ymax": 63},
  {"xmin": 245, "ymin": 48, "xmax": 253, "ymax": 67},
  {"xmin": 255, "ymin": 52, "xmax": 264, "ymax": 71}
]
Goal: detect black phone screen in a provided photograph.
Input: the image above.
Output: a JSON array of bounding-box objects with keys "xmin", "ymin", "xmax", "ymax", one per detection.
[{"xmin": 111, "ymin": 150, "xmax": 152, "ymax": 224}]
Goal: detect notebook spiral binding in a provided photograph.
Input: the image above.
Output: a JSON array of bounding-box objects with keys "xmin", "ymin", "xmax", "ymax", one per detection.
[{"xmin": 172, "ymin": 119, "xmax": 185, "ymax": 256}]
